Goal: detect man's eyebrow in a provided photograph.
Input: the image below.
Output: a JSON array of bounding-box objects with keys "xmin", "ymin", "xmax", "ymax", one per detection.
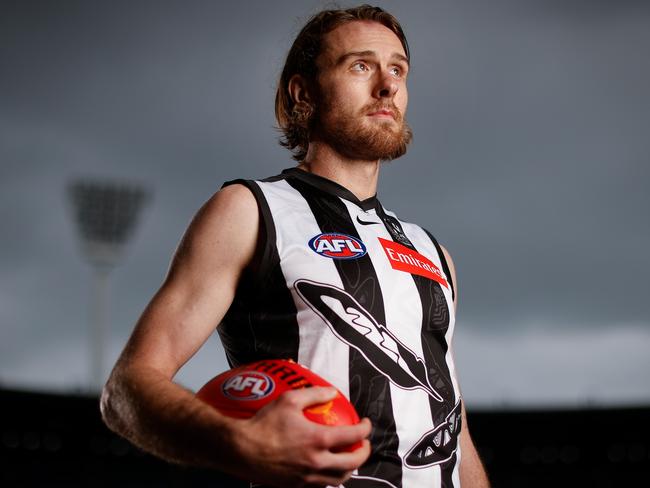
[
  {"xmin": 391, "ymin": 53, "xmax": 410, "ymax": 66},
  {"xmin": 336, "ymin": 50, "xmax": 410, "ymax": 66}
]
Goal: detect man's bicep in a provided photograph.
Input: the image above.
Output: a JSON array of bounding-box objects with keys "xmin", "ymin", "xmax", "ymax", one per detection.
[{"xmin": 116, "ymin": 184, "xmax": 260, "ymax": 378}]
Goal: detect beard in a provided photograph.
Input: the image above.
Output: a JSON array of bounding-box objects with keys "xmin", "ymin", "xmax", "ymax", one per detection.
[{"xmin": 313, "ymin": 98, "xmax": 413, "ymax": 162}]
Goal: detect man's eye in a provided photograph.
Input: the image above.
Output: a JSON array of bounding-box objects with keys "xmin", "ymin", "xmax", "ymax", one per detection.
[
  {"xmin": 390, "ymin": 66, "xmax": 402, "ymax": 77},
  {"xmin": 351, "ymin": 62, "xmax": 369, "ymax": 72}
]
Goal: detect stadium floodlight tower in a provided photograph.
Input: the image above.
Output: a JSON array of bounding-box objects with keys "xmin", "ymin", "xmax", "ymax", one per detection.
[{"xmin": 67, "ymin": 180, "xmax": 150, "ymax": 392}]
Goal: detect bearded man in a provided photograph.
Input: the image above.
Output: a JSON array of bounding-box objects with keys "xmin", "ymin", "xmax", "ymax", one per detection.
[{"xmin": 101, "ymin": 5, "xmax": 490, "ymax": 488}]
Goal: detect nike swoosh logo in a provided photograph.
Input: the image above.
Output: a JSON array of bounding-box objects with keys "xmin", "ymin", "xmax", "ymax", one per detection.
[{"xmin": 356, "ymin": 215, "xmax": 380, "ymax": 226}]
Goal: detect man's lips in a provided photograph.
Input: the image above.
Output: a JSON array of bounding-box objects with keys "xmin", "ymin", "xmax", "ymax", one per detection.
[{"xmin": 367, "ymin": 109, "xmax": 395, "ymax": 119}]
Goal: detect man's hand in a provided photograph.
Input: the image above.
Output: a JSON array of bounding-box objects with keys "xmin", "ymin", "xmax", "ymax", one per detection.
[{"xmin": 233, "ymin": 386, "xmax": 372, "ymax": 488}]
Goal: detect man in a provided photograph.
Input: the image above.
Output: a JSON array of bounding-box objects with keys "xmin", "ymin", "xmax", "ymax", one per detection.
[{"xmin": 101, "ymin": 5, "xmax": 490, "ymax": 488}]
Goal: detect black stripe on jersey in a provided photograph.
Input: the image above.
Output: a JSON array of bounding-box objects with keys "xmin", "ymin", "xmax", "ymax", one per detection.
[
  {"xmin": 375, "ymin": 204, "xmax": 459, "ymax": 487},
  {"xmin": 423, "ymin": 228, "xmax": 455, "ymax": 301},
  {"xmin": 286, "ymin": 176, "xmax": 403, "ymax": 488},
  {"xmin": 283, "ymin": 167, "xmax": 378, "ymax": 211},
  {"xmin": 219, "ymin": 179, "xmax": 300, "ymax": 366}
]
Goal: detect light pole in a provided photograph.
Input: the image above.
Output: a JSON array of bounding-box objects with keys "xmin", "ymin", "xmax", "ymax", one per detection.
[{"xmin": 67, "ymin": 180, "xmax": 150, "ymax": 392}]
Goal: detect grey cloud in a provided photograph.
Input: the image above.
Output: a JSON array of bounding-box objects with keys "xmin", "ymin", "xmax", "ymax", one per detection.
[{"xmin": 1, "ymin": 0, "xmax": 648, "ymax": 404}]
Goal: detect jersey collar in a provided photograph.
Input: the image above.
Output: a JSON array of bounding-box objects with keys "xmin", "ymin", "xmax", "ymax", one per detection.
[{"xmin": 282, "ymin": 167, "xmax": 378, "ymax": 212}]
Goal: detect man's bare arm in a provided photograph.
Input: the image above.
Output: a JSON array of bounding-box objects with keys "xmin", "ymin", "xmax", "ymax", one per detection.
[
  {"xmin": 459, "ymin": 404, "xmax": 491, "ymax": 487},
  {"xmin": 100, "ymin": 184, "xmax": 371, "ymax": 487},
  {"xmin": 442, "ymin": 246, "xmax": 491, "ymax": 487}
]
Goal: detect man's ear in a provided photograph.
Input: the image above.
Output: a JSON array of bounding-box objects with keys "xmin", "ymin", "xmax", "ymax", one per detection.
[{"xmin": 288, "ymin": 74, "xmax": 313, "ymax": 105}]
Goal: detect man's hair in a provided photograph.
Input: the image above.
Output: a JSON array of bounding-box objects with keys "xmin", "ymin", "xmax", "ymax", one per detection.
[{"xmin": 275, "ymin": 4, "xmax": 410, "ymax": 162}]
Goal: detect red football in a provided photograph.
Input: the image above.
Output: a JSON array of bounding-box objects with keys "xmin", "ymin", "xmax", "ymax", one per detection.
[{"xmin": 196, "ymin": 359, "xmax": 361, "ymax": 450}]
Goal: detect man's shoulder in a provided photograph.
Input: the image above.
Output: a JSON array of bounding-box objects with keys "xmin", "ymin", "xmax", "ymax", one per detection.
[
  {"xmin": 193, "ymin": 183, "xmax": 259, "ymax": 234},
  {"xmin": 218, "ymin": 169, "xmax": 293, "ymax": 207}
]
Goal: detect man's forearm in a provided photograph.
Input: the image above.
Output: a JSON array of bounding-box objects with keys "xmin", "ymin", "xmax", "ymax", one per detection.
[
  {"xmin": 459, "ymin": 431, "xmax": 490, "ymax": 487},
  {"xmin": 100, "ymin": 365, "xmax": 240, "ymax": 472}
]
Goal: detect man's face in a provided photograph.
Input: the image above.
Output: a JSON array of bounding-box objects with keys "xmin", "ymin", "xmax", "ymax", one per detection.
[{"xmin": 312, "ymin": 20, "xmax": 412, "ymax": 162}]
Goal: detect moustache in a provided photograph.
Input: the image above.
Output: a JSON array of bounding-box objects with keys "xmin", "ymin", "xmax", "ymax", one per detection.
[{"xmin": 363, "ymin": 102, "xmax": 403, "ymax": 121}]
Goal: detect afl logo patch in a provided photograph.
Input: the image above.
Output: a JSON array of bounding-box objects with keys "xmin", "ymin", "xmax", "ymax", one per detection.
[
  {"xmin": 221, "ymin": 371, "xmax": 275, "ymax": 401},
  {"xmin": 309, "ymin": 233, "xmax": 367, "ymax": 259}
]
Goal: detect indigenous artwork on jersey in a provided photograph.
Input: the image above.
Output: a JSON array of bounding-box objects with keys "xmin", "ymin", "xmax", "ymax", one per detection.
[{"xmin": 295, "ymin": 279, "xmax": 462, "ymax": 468}]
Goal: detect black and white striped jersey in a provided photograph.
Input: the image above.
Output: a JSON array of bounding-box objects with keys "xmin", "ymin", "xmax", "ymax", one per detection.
[{"xmin": 219, "ymin": 168, "xmax": 463, "ymax": 488}]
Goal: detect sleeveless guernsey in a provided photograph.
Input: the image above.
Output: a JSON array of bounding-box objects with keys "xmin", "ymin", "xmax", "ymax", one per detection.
[{"xmin": 219, "ymin": 168, "xmax": 463, "ymax": 488}]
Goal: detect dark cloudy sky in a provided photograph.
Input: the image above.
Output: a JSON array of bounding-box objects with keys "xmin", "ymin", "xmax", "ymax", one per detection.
[{"xmin": 1, "ymin": 0, "xmax": 649, "ymax": 408}]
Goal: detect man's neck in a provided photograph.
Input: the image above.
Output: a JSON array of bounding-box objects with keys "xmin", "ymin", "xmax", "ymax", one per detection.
[{"xmin": 299, "ymin": 142, "xmax": 380, "ymax": 201}]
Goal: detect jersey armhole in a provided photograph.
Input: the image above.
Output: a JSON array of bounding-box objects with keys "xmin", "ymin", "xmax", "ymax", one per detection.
[
  {"xmin": 423, "ymin": 228, "xmax": 455, "ymax": 301},
  {"xmin": 221, "ymin": 178, "xmax": 277, "ymax": 290}
]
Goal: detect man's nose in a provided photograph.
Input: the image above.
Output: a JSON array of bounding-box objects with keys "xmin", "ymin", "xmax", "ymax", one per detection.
[{"xmin": 373, "ymin": 70, "xmax": 398, "ymax": 99}]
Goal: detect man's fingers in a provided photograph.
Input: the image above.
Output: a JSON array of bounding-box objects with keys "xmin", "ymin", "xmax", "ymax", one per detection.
[
  {"xmin": 318, "ymin": 438, "xmax": 372, "ymax": 471},
  {"xmin": 322, "ymin": 417, "xmax": 372, "ymax": 448},
  {"xmin": 278, "ymin": 386, "xmax": 339, "ymax": 410},
  {"xmin": 299, "ymin": 441, "xmax": 371, "ymax": 488}
]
